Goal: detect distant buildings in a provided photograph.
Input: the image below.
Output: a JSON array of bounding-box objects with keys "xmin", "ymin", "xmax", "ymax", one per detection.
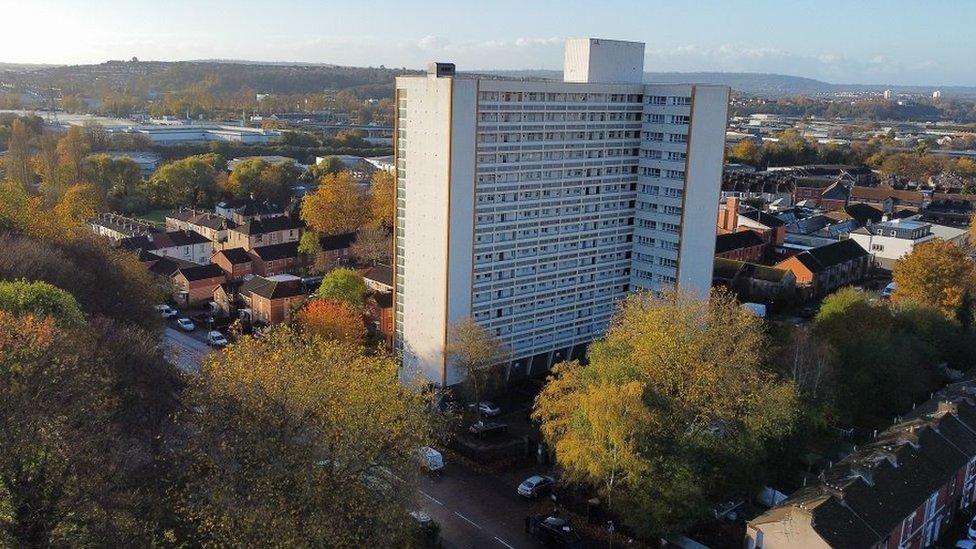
[
  {"xmin": 850, "ymin": 218, "xmax": 967, "ymax": 270},
  {"xmin": 394, "ymin": 38, "xmax": 730, "ymax": 385}
]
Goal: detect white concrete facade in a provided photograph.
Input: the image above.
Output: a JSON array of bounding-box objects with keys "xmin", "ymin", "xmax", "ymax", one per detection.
[{"xmin": 395, "ymin": 39, "xmax": 730, "ymax": 386}]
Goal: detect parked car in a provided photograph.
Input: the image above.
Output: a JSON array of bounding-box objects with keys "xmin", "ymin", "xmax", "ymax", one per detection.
[
  {"xmin": 207, "ymin": 330, "xmax": 228, "ymax": 347},
  {"xmin": 418, "ymin": 446, "xmax": 444, "ymax": 473},
  {"xmin": 518, "ymin": 475, "xmax": 555, "ymax": 498},
  {"xmin": 476, "ymin": 401, "xmax": 501, "ymax": 417},
  {"xmin": 191, "ymin": 312, "xmax": 214, "ymax": 326},
  {"xmin": 468, "ymin": 420, "xmax": 508, "ymax": 437},
  {"xmin": 176, "ymin": 318, "xmax": 196, "ymax": 332},
  {"xmin": 156, "ymin": 304, "xmax": 178, "ymax": 319},
  {"xmin": 968, "ymin": 514, "xmax": 976, "ymax": 540},
  {"xmin": 956, "ymin": 540, "xmax": 976, "ymax": 549},
  {"xmin": 529, "ymin": 515, "xmax": 584, "ymax": 548},
  {"xmin": 881, "ymin": 282, "xmax": 896, "ymax": 299},
  {"xmin": 798, "ymin": 304, "xmax": 819, "ymax": 319}
]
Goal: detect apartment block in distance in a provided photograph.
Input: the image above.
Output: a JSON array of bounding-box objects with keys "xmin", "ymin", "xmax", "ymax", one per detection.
[{"xmin": 394, "ymin": 38, "xmax": 730, "ymax": 386}]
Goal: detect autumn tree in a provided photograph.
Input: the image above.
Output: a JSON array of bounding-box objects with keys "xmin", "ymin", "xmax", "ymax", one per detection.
[
  {"xmin": 350, "ymin": 224, "xmax": 391, "ymax": 265},
  {"xmin": 314, "ymin": 267, "xmax": 366, "ymax": 308},
  {"xmin": 301, "ymin": 171, "xmax": 367, "ymax": 234},
  {"xmin": 55, "ymin": 183, "xmax": 105, "ymax": 228},
  {"xmin": 892, "ymin": 239, "xmax": 976, "ymax": 320},
  {"xmin": 369, "ymin": 170, "xmax": 396, "ymax": 228},
  {"xmin": 36, "ymin": 131, "xmax": 63, "ymax": 202},
  {"xmin": 297, "ymin": 299, "xmax": 366, "ymax": 346},
  {"xmin": 176, "ymin": 328, "xmax": 430, "ymax": 547},
  {"xmin": 56, "ymin": 125, "xmax": 91, "ymax": 183},
  {"xmin": 534, "ymin": 289, "xmax": 797, "ymax": 536},
  {"xmin": 4, "ymin": 118, "xmax": 33, "ymax": 188},
  {"xmin": 447, "ymin": 319, "xmax": 508, "ymax": 408}
]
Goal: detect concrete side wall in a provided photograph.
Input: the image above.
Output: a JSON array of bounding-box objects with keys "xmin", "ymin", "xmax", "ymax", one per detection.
[
  {"xmin": 564, "ymin": 38, "xmax": 644, "ymax": 84},
  {"xmin": 396, "ymin": 75, "xmax": 456, "ymax": 385},
  {"xmin": 679, "ymin": 84, "xmax": 730, "ymax": 296}
]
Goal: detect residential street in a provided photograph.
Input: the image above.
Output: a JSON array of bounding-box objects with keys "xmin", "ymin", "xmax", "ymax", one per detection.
[
  {"xmin": 162, "ymin": 327, "xmax": 210, "ymax": 374},
  {"xmin": 418, "ymin": 454, "xmax": 557, "ymax": 549}
]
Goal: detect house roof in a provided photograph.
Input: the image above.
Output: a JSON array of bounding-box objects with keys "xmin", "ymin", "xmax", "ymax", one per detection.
[
  {"xmin": 119, "ymin": 229, "xmax": 210, "ymax": 251},
  {"xmin": 249, "ymin": 241, "xmax": 299, "ymax": 262},
  {"xmin": 714, "ymin": 230, "xmax": 765, "ymax": 254},
  {"xmin": 844, "ymin": 203, "xmax": 884, "ymax": 225},
  {"xmin": 240, "ymin": 274, "xmax": 305, "ymax": 300},
  {"xmin": 713, "ymin": 258, "xmax": 790, "ymax": 283},
  {"xmin": 175, "ymin": 263, "xmax": 226, "ymax": 282},
  {"xmin": 374, "ymin": 291, "xmax": 393, "ymax": 308},
  {"xmin": 750, "ymin": 381, "xmax": 976, "ymax": 548},
  {"xmin": 214, "ymin": 247, "xmax": 252, "ymax": 265},
  {"xmin": 234, "ymin": 215, "xmax": 302, "ymax": 236},
  {"xmin": 217, "ymin": 197, "xmax": 284, "ymax": 217},
  {"xmin": 740, "ymin": 209, "xmax": 786, "ymax": 228},
  {"xmin": 783, "ymin": 239, "xmax": 868, "ymax": 273},
  {"xmin": 319, "ymin": 232, "xmax": 356, "ymax": 251},
  {"xmin": 364, "ymin": 264, "xmax": 393, "ymax": 286},
  {"xmin": 146, "ymin": 256, "xmax": 196, "ymax": 277},
  {"xmin": 850, "ymin": 186, "xmax": 925, "ymax": 205}
]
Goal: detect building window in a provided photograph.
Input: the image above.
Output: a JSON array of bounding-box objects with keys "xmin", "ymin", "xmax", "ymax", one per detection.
[{"xmin": 871, "ymin": 244, "xmax": 884, "ymax": 251}]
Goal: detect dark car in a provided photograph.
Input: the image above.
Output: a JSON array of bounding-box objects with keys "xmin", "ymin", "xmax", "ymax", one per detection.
[
  {"xmin": 529, "ymin": 515, "xmax": 584, "ymax": 548},
  {"xmin": 468, "ymin": 420, "xmax": 508, "ymax": 437},
  {"xmin": 798, "ymin": 305, "xmax": 819, "ymax": 319}
]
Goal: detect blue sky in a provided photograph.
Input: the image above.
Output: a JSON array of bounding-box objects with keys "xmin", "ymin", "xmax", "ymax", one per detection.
[{"xmin": 2, "ymin": 0, "xmax": 972, "ymax": 86}]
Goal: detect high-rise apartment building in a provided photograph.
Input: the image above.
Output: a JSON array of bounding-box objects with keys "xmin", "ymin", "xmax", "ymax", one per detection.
[{"xmin": 395, "ymin": 38, "xmax": 729, "ymax": 385}]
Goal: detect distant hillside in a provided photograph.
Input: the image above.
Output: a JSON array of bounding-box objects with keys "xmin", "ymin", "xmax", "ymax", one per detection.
[{"xmin": 481, "ymin": 69, "xmax": 976, "ymax": 98}]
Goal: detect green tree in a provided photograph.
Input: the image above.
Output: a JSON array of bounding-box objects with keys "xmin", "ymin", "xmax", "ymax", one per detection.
[
  {"xmin": 534, "ymin": 290, "xmax": 797, "ymax": 536},
  {"xmin": 176, "ymin": 327, "xmax": 430, "ymax": 547},
  {"xmin": 142, "ymin": 154, "xmax": 223, "ymax": 207},
  {"xmin": 4, "ymin": 118, "xmax": 33, "ymax": 189},
  {"xmin": 0, "ymin": 279, "xmax": 85, "ymax": 327},
  {"xmin": 314, "ymin": 267, "xmax": 366, "ymax": 308},
  {"xmin": 56, "ymin": 126, "xmax": 91, "ymax": 183},
  {"xmin": 298, "ymin": 230, "xmax": 322, "ymax": 269}
]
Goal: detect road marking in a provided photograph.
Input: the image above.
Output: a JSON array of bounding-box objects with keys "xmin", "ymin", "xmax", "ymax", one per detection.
[
  {"xmin": 454, "ymin": 511, "xmax": 482, "ymax": 529},
  {"xmin": 420, "ymin": 490, "xmax": 443, "ymax": 505},
  {"xmin": 494, "ymin": 536, "xmax": 516, "ymax": 549}
]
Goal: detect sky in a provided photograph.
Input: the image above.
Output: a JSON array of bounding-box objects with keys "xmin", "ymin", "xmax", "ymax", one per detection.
[{"xmin": 1, "ymin": 0, "xmax": 973, "ymax": 86}]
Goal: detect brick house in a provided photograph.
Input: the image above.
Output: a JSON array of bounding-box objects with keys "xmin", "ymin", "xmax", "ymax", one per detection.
[
  {"xmin": 248, "ymin": 241, "xmax": 301, "ymax": 277},
  {"xmin": 715, "ymin": 230, "xmax": 766, "ymax": 263},
  {"xmin": 747, "ymin": 381, "xmax": 976, "ymax": 549},
  {"xmin": 775, "ymin": 239, "xmax": 870, "ymax": 300},
  {"xmin": 165, "ymin": 208, "xmax": 236, "ymax": 246},
  {"xmin": 225, "ymin": 215, "xmax": 302, "ymax": 251},
  {"xmin": 239, "ymin": 274, "xmax": 306, "ymax": 325},
  {"xmin": 366, "ymin": 291, "xmax": 394, "ymax": 347},
  {"xmin": 171, "ymin": 263, "xmax": 227, "ymax": 306},
  {"xmin": 317, "ymin": 232, "xmax": 356, "ymax": 269},
  {"xmin": 717, "ymin": 197, "xmax": 786, "ymax": 246},
  {"xmin": 211, "ymin": 247, "xmax": 254, "ymax": 280}
]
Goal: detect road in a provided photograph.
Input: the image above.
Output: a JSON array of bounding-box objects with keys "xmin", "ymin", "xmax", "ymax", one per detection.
[
  {"xmin": 418, "ymin": 457, "xmax": 555, "ymax": 549},
  {"xmin": 163, "ymin": 327, "xmax": 210, "ymax": 374}
]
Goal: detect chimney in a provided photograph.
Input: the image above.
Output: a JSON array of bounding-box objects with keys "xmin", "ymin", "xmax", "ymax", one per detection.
[{"xmin": 719, "ymin": 197, "xmax": 740, "ymax": 233}]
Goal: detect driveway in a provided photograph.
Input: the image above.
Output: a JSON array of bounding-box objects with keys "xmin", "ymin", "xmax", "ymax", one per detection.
[{"xmin": 163, "ymin": 327, "xmax": 210, "ymax": 374}]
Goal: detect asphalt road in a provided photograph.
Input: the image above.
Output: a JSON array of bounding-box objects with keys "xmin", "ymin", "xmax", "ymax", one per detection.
[
  {"xmin": 418, "ymin": 456, "xmax": 556, "ymax": 549},
  {"xmin": 162, "ymin": 327, "xmax": 210, "ymax": 374}
]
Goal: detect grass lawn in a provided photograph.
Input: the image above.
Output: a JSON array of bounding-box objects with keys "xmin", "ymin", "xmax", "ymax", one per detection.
[{"xmin": 136, "ymin": 208, "xmax": 171, "ymax": 226}]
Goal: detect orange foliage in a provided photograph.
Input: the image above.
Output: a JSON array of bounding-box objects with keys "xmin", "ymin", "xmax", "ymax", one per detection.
[{"xmin": 296, "ymin": 299, "xmax": 366, "ymax": 346}]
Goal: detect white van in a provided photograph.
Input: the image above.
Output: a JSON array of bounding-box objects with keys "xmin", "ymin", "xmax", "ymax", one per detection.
[
  {"xmin": 881, "ymin": 282, "xmax": 896, "ymax": 299},
  {"xmin": 418, "ymin": 446, "xmax": 444, "ymax": 473}
]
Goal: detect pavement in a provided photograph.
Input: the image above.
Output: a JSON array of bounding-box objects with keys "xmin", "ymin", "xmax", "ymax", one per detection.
[
  {"xmin": 162, "ymin": 327, "xmax": 210, "ymax": 374},
  {"xmin": 418, "ymin": 457, "xmax": 556, "ymax": 549}
]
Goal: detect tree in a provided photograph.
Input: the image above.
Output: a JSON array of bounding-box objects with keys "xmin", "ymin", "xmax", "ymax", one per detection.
[
  {"xmin": 226, "ymin": 158, "xmax": 267, "ymax": 197},
  {"xmin": 0, "ymin": 311, "xmax": 124, "ymax": 546},
  {"xmin": 369, "ymin": 170, "xmax": 396, "ymax": 228},
  {"xmin": 36, "ymin": 132, "xmax": 63, "ymax": 203},
  {"xmin": 253, "ymin": 161, "xmax": 297, "ymax": 206},
  {"xmin": 814, "ymin": 288, "xmax": 942, "ymax": 428},
  {"xmin": 4, "ymin": 118, "xmax": 33, "ymax": 189},
  {"xmin": 297, "ymin": 299, "xmax": 366, "ymax": 346},
  {"xmin": 0, "ymin": 279, "xmax": 85, "ymax": 327},
  {"xmin": 84, "ymin": 154, "xmax": 142, "ymax": 204},
  {"xmin": 56, "ymin": 126, "xmax": 91, "ymax": 184},
  {"xmin": 446, "ymin": 319, "xmax": 508, "ymax": 407},
  {"xmin": 892, "ymin": 239, "xmax": 976, "ymax": 320},
  {"xmin": 350, "ymin": 224, "xmax": 391, "ymax": 265},
  {"xmin": 176, "ymin": 327, "xmax": 430, "ymax": 547},
  {"xmin": 298, "ymin": 230, "xmax": 322, "ymax": 269},
  {"xmin": 534, "ymin": 289, "xmax": 797, "ymax": 536},
  {"xmin": 55, "ymin": 183, "xmax": 104, "ymax": 228},
  {"xmin": 301, "ymin": 171, "xmax": 367, "ymax": 235},
  {"xmin": 141, "ymin": 154, "xmax": 222, "ymax": 207},
  {"xmin": 314, "ymin": 267, "xmax": 366, "ymax": 308}
]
